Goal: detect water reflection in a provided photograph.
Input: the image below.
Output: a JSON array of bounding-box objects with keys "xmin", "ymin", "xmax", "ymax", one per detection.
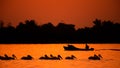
[
  {"xmin": 0, "ymin": 44, "xmax": 120, "ymax": 68},
  {"xmin": 0, "ymin": 44, "xmax": 120, "ymax": 59}
]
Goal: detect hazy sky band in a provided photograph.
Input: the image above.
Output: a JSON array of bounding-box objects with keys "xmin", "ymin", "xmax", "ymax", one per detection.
[{"xmin": 0, "ymin": 0, "xmax": 120, "ymax": 28}]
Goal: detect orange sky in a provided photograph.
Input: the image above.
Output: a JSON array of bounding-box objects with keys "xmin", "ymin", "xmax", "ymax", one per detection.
[{"xmin": 0, "ymin": 0, "xmax": 120, "ymax": 28}]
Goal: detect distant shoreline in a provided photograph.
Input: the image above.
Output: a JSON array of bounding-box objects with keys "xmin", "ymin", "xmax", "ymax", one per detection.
[{"xmin": 0, "ymin": 19, "xmax": 120, "ymax": 43}]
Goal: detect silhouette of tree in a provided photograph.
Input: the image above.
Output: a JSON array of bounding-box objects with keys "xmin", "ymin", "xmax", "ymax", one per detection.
[
  {"xmin": 40, "ymin": 22, "xmax": 56, "ymax": 42},
  {"xmin": 93, "ymin": 19, "xmax": 102, "ymax": 28},
  {"xmin": 16, "ymin": 20, "xmax": 40, "ymax": 43},
  {"xmin": 0, "ymin": 19, "xmax": 120, "ymax": 43},
  {"xmin": 0, "ymin": 20, "xmax": 4, "ymax": 28},
  {"xmin": 56, "ymin": 23, "xmax": 75, "ymax": 42}
]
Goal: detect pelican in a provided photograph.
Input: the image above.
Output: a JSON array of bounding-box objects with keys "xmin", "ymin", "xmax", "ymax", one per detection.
[
  {"xmin": 0, "ymin": 54, "xmax": 17, "ymax": 60},
  {"xmin": 65, "ymin": 55, "xmax": 76, "ymax": 60},
  {"xmin": 88, "ymin": 54, "xmax": 103, "ymax": 60},
  {"xmin": 21, "ymin": 55, "xmax": 33, "ymax": 60},
  {"xmin": 39, "ymin": 54, "xmax": 62, "ymax": 60}
]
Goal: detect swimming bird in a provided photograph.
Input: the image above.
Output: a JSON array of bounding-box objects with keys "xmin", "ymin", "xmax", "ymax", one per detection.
[
  {"xmin": 39, "ymin": 54, "xmax": 62, "ymax": 60},
  {"xmin": 65, "ymin": 55, "xmax": 76, "ymax": 60},
  {"xmin": 0, "ymin": 54, "xmax": 17, "ymax": 60},
  {"xmin": 39, "ymin": 54, "xmax": 49, "ymax": 59},
  {"xmin": 88, "ymin": 54, "xmax": 103, "ymax": 60},
  {"xmin": 21, "ymin": 55, "xmax": 33, "ymax": 60}
]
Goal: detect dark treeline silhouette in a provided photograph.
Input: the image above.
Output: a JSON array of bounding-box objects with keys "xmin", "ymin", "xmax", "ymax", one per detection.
[{"xmin": 0, "ymin": 19, "xmax": 120, "ymax": 43}]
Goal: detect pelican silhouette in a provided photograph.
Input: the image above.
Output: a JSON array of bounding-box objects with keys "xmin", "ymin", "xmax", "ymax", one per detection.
[
  {"xmin": 21, "ymin": 55, "xmax": 33, "ymax": 60},
  {"xmin": 0, "ymin": 54, "xmax": 17, "ymax": 60},
  {"xmin": 88, "ymin": 54, "xmax": 103, "ymax": 60},
  {"xmin": 39, "ymin": 54, "xmax": 49, "ymax": 59},
  {"xmin": 39, "ymin": 54, "xmax": 62, "ymax": 60},
  {"xmin": 65, "ymin": 55, "xmax": 76, "ymax": 60}
]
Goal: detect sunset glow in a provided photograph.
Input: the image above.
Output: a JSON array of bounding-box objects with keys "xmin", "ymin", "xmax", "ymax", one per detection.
[
  {"xmin": 0, "ymin": 1, "xmax": 120, "ymax": 68},
  {"xmin": 0, "ymin": 0, "xmax": 120, "ymax": 28}
]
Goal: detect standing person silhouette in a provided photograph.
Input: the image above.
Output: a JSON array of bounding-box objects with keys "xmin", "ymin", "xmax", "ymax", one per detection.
[{"xmin": 85, "ymin": 43, "xmax": 89, "ymax": 49}]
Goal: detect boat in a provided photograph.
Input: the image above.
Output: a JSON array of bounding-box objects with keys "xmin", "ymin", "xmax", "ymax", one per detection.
[{"xmin": 63, "ymin": 44, "xmax": 94, "ymax": 51}]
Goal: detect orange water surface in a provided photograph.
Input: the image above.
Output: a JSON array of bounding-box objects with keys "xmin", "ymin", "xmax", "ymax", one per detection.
[{"xmin": 0, "ymin": 44, "xmax": 120, "ymax": 68}]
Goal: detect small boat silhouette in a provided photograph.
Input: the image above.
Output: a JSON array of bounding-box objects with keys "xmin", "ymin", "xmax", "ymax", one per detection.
[
  {"xmin": 64, "ymin": 44, "xmax": 94, "ymax": 51},
  {"xmin": 65, "ymin": 55, "xmax": 76, "ymax": 60},
  {"xmin": 88, "ymin": 54, "xmax": 103, "ymax": 60},
  {"xmin": 0, "ymin": 54, "xmax": 17, "ymax": 60},
  {"xmin": 39, "ymin": 54, "xmax": 62, "ymax": 60},
  {"xmin": 21, "ymin": 55, "xmax": 33, "ymax": 60}
]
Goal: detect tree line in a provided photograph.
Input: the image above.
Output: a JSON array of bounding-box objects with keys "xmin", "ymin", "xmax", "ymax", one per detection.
[{"xmin": 0, "ymin": 19, "xmax": 120, "ymax": 43}]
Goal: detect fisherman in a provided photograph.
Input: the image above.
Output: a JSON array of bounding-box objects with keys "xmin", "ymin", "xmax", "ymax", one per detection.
[{"xmin": 85, "ymin": 43, "xmax": 89, "ymax": 49}]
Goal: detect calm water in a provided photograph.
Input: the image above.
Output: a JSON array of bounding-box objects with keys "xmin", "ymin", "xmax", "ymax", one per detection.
[{"xmin": 0, "ymin": 44, "xmax": 120, "ymax": 68}]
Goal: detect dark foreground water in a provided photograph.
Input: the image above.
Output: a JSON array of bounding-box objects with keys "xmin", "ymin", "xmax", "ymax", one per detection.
[{"xmin": 0, "ymin": 44, "xmax": 120, "ymax": 68}]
